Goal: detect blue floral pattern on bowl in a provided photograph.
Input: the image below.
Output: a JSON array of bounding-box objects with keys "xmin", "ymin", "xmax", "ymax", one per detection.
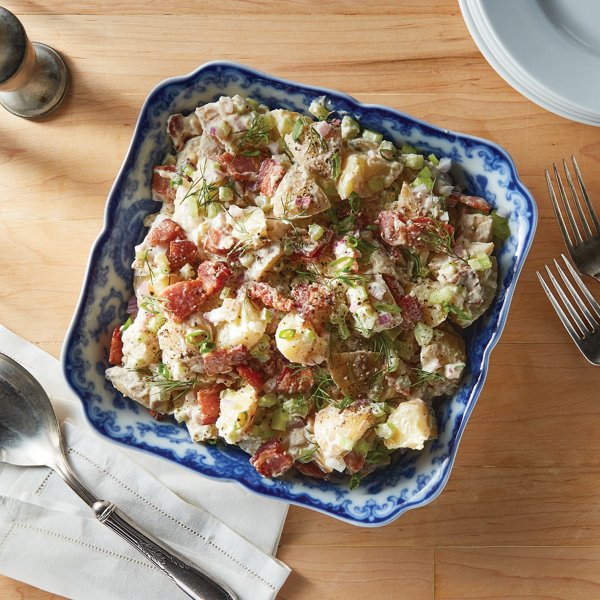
[{"xmin": 62, "ymin": 61, "xmax": 537, "ymax": 526}]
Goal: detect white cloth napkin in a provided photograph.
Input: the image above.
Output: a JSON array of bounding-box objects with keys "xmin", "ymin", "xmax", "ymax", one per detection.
[{"xmin": 0, "ymin": 325, "xmax": 290, "ymax": 600}]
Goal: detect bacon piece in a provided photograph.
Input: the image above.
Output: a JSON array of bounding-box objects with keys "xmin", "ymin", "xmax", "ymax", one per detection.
[
  {"xmin": 448, "ymin": 192, "xmax": 491, "ymax": 213},
  {"xmin": 382, "ymin": 274, "xmax": 405, "ymax": 305},
  {"xmin": 292, "ymin": 229, "xmax": 334, "ymax": 261},
  {"xmin": 151, "ymin": 165, "xmax": 177, "ymax": 203},
  {"xmin": 167, "ymin": 112, "xmax": 202, "ymax": 152},
  {"xmin": 196, "ymin": 384, "xmax": 225, "ymax": 425},
  {"xmin": 203, "ymin": 228, "xmax": 235, "ymax": 256},
  {"xmin": 148, "ymin": 218, "xmax": 186, "ymax": 246},
  {"xmin": 217, "ymin": 152, "xmax": 261, "ymax": 182},
  {"xmin": 276, "ymin": 366, "xmax": 315, "ymax": 395},
  {"xmin": 257, "ymin": 159, "xmax": 286, "ymax": 196},
  {"xmin": 196, "ymin": 261, "xmax": 232, "ymax": 296},
  {"xmin": 344, "ymin": 451, "xmax": 366, "ymax": 474},
  {"xmin": 203, "ymin": 345, "xmax": 250, "ymax": 376},
  {"xmin": 247, "ymin": 282, "xmax": 294, "ymax": 312},
  {"xmin": 161, "ymin": 280, "xmax": 207, "ymax": 322},
  {"xmin": 108, "ymin": 326, "xmax": 123, "ymax": 365},
  {"xmin": 250, "ymin": 439, "xmax": 293, "ymax": 478},
  {"xmin": 167, "ymin": 240, "xmax": 200, "ymax": 271},
  {"xmin": 398, "ymin": 295, "xmax": 423, "ymax": 326},
  {"xmin": 237, "ymin": 365, "xmax": 264, "ymax": 392},
  {"xmin": 295, "ymin": 461, "xmax": 329, "ymax": 479},
  {"xmin": 291, "ymin": 282, "xmax": 334, "ymax": 333}
]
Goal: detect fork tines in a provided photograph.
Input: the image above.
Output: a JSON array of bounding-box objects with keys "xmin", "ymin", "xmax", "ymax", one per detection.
[
  {"xmin": 537, "ymin": 254, "xmax": 600, "ymax": 364},
  {"xmin": 545, "ymin": 155, "xmax": 600, "ymax": 247}
]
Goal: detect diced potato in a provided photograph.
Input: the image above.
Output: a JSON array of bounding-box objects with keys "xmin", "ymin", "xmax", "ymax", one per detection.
[
  {"xmin": 329, "ymin": 351, "xmax": 383, "ymax": 398},
  {"xmin": 337, "ymin": 152, "xmax": 403, "ymax": 199},
  {"xmin": 121, "ymin": 312, "xmax": 161, "ymax": 370},
  {"xmin": 270, "ymin": 108, "xmax": 302, "ymax": 137},
  {"xmin": 458, "ymin": 212, "xmax": 494, "ymax": 243},
  {"xmin": 216, "ymin": 384, "xmax": 258, "ymax": 444},
  {"xmin": 313, "ymin": 404, "xmax": 376, "ymax": 472},
  {"xmin": 173, "ymin": 391, "xmax": 218, "ymax": 442},
  {"xmin": 208, "ymin": 298, "xmax": 267, "ymax": 350},
  {"xmin": 105, "ymin": 366, "xmax": 171, "ymax": 414},
  {"xmin": 381, "ymin": 398, "xmax": 436, "ymax": 450},
  {"xmin": 275, "ymin": 312, "xmax": 328, "ymax": 365},
  {"xmin": 272, "ymin": 165, "xmax": 330, "ymax": 220},
  {"xmin": 419, "ymin": 327, "xmax": 466, "ymax": 377},
  {"xmin": 245, "ymin": 241, "xmax": 284, "ymax": 281}
]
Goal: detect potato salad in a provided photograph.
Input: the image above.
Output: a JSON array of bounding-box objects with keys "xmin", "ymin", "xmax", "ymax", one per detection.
[{"xmin": 106, "ymin": 95, "xmax": 508, "ymax": 486}]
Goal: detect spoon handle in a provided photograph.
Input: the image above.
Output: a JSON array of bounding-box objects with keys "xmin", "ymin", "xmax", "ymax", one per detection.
[{"xmin": 92, "ymin": 500, "xmax": 237, "ymax": 600}]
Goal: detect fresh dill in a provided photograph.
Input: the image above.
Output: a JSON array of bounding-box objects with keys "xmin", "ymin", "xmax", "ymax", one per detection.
[
  {"xmin": 402, "ymin": 248, "xmax": 428, "ymax": 280},
  {"xmin": 411, "ymin": 368, "xmax": 444, "ymax": 388},
  {"xmin": 136, "ymin": 364, "xmax": 199, "ymax": 402},
  {"xmin": 236, "ymin": 113, "xmax": 271, "ymax": 153},
  {"xmin": 419, "ymin": 219, "xmax": 467, "ymax": 263},
  {"xmin": 143, "ymin": 250, "xmax": 155, "ymax": 284}
]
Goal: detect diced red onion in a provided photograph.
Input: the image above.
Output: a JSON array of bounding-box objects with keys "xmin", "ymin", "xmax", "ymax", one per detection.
[
  {"xmin": 313, "ymin": 121, "xmax": 331, "ymax": 138},
  {"xmin": 377, "ymin": 313, "xmax": 394, "ymax": 326},
  {"xmin": 209, "ymin": 127, "xmax": 216, "ymax": 136},
  {"xmin": 126, "ymin": 296, "xmax": 138, "ymax": 316}
]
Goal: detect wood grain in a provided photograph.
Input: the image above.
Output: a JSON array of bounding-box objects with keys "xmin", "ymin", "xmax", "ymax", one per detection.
[{"xmin": 1, "ymin": 1, "xmax": 600, "ymax": 598}]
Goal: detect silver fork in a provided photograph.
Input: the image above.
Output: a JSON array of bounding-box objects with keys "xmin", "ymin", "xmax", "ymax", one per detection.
[
  {"xmin": 537, "ymin": 254, "xmax": 600, "ymax": 365},
  {"xmin": 545, "ymin": 156, "xmax": 600, "ymax": 280}
]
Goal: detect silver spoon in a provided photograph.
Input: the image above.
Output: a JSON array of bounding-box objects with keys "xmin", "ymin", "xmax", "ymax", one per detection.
[{"xmin": 0, "ymin": 353, "xmax": 237, "ymax": 600}]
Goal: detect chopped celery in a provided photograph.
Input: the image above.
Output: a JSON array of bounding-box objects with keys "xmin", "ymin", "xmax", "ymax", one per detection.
[
  {"xmin": 341, "ymin": 115, "xmax": 360, "ymax": 140},
  {"xmin": 278, "ymin": 328, "xmax": 296, "ymax": 340},
  {"xmin": 379, "ymin": 140, "xmax": 397, "ymax": 161},
  {"xmin": 283, "ymin": 396, "xmax": 311, "ymax": 418},
  {"xmin": 270, "ymin": 408, "xmax": 289, "ymax": 431},
  {"xmin": 354, "ymin": 438, "xmax": 371, "ymax": 455},
  {"xmin": 401, "ymin": 143, "xmax": 417, "ymax": 155},
  {"xmin": 258, "ymin": 393, "xmax": 277, "ymax": 407},
  {"xmin": 375, "ymin": 422, "xmax": 396, "ymax": 440},
  {"xmin": 414, "ymin": 322, "xmax": 434, "ymax": 346},
  {"xmin": 429, "ymin": 286, "xmax": 455, "ymax": 305},
  {"xmin": 362, "ymin": 129, "xmax": 383, "ymax": 144},
  {"xmin": 428, "ymin": 153, "xmax": 440, "ymax": 165},
  {"xmin": 404, "ymin": 153, "xmax": 424, "ymax": 170},
  {"xmin": 147, "ymin": 313, "xmax": 166, "ymax": 333},
  {"xmin": 206, "ymin": 202, "xmax": 221, "ymax": 219},
  {"xmin": 308, "ymin": 223, "xmax": 325, "ymax": 241},
  {"xmin": 291, "ymin": 117, "xmax": 305, "ymax": 142},
  {"xmin": 413, "ymin": 175, "xmax": 433, "ymax": 191},
  {"xmin": 417, "ymin": 166, "xmax": 433, "ymax": 179},
  {"xmin": 218, "ymin": 185, "xmax": 233, "ymax": 202},
  {"xmin": 491, "ymin": 210, "xmax": 511, "ymax": 240},
  {"xmin": 468, "ymin": 253, "xmax": 492, "ymax": 271},
  {"xmin": 308, "ymin": 96, "xmax": 331, "ymax": 121}
]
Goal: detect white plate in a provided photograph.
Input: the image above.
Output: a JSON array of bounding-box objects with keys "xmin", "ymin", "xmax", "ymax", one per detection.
[{"xmin": 460, "ymin": 0, "xmax": 600, "ymax": 126}]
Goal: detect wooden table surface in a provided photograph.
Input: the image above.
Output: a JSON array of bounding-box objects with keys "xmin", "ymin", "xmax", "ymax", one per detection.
[{"xmin": 1, "ymin": 1, "xmax": 600, "ymax": 598}]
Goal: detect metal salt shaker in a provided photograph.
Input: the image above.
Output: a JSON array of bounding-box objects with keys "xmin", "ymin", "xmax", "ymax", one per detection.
[{"xmin": 0, "ymin": 6, "xmax": 70, "ymax": 118}]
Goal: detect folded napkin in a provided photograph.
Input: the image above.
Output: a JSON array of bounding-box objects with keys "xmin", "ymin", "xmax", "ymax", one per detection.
[{"xmin": 0, "ymin": 325, "xmax": 290, "ymax": 600}]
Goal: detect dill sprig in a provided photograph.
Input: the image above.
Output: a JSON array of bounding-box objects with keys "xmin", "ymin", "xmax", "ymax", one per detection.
[
  {"xmin": 419, "ymin": 219, "xmax": 467, "ymax": 263},
  {"xmin": 143, "ymin": 250, "xmax": 155, "ymax": 284},
  {"xmin": 236, "ymin": 113, "xmax": 271, "ymax": 154},
  {"xmin": 135, "ymin": 364, "xmax": 199, "ymax": 402},
  {"xmin": 410, "ymin": 368, "xmax": 444, "ymax": 388}
]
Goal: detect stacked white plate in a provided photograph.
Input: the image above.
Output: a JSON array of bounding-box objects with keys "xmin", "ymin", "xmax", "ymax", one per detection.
[{"xmin": 459, "ymin": 0, "xmax": 600, "ymax": 126}]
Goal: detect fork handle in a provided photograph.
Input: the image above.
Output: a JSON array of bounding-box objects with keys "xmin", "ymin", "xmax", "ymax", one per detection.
[{"xmin": 92, "ymin": 500, "xmax": 237, "ymax": 600}]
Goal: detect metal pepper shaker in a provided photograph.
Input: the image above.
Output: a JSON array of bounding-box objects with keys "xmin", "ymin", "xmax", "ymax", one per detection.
[{"xmin": 0, "ymin": 6, "xmax": 69, "ymax": 118}]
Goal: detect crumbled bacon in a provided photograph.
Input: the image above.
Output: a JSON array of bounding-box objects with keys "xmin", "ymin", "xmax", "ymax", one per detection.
[
  {"xmin": 398, "ymin": 295, "xmax": 423, "ymax": 326},
  {"xmin": 276, "ymin": 366, "xmax": 315, "ymax": 394},
  {"xmin": 291, "ymin": 282, "xmax": 334, "ymax": 332},
  {"xmin": 247, "ymin": 282, "xmax": 294, "ymax": 312},
  {"xmin": 167, "ymin": 240, "xmax": 200, "ymax": 271},
  {"xmin": 148, "ymin": 218, "xmax": 185, "ymax": 246},
  {"xmin": 151, "ymin": 165, "xmax": 177, "ymax": 203},
  {"xmin": 108, "ymin": 326, "xmax": 123, "ymax": 365},
  {"xmin": 217, "ymin": 152, "xmax": 261, "ymax": 182},
  {"xmin": 343, "ymin": 451, "xmax": 366, "ymax": 474},
  {"xmin": 250, "ymin": 439, "xmax": 293, "ymax": 478},
  {"xmin": 161, "ymin": 280, "xmax": 207, "ymax": 322},
  {"xmin": 237, "ymin": 365, "xmax": 264, "ymax": 392},
  {"xmin": 448, "ymin": 192, "xmax": 491, "ymax": 213},
  {"xmin": 203, "ymin": 345, "xmax": 250, "ymax": 376},
  {"xmin": 196, "ymin": 261, "xmax": 232, "ymax": 296},
  {"xmin": 196, "ymin": 384, "xmax": 225, "ymax": 425},
  {"xmin": 167, "ymin": 112, "xmax": 202, "ymax": 152},
  {"xmin": 257, "ymin": 159, "xmax": 286, "ymax": 196},
  {"xmin": 203, "ymin": 228, "xmax": 235, "ymax": 256},
  {"xmin": 295, "ymin": 461, "xmax": 329, "ymax": 479}
]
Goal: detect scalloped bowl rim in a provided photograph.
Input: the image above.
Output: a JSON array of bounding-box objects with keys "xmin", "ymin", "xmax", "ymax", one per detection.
[{"xmin": 61, "ymin": 60, "xmax": 537, "ymax": 526}]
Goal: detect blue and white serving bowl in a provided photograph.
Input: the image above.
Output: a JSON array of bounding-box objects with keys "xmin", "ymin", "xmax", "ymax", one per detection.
[{"xmin": 62, "ymin": 61, "xmax": 536, "ymax": 526}]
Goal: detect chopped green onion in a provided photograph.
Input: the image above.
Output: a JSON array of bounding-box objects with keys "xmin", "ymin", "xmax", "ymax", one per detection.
[
  {"xmin": 121, "ymin": 316, "xmax": 133, "ymax": 332},
  {"xmin": 428, "ymin": 153, "xmax": 440, "ymax": 166},
  {"xmin": 199, "ymin": 341, "xmax": 216, "ymax": 354},
  {"xmin": 468, "ymin": 253, "xmax": 492, "ymax": 271},
  {"xmin": 362, "ymin": 129, "xmax": 383, "ymax": 144},
  {"xmin": 341, "ymin": 115, "xmax": 360, "ymax": 140},
  {"xmin": 291, "ymin": 117, "xmax": 305, "ymax": 142},
  {"xmin": 156, "ymin": 363, "xmax": 170, "ymax": 379},
  {"xmin": 241, "ymin": 149, "xmax": 260, "ymax": 157},
  {"xmin": 348, "ymin": 192, "xmax": 361, "ymax": 213},
  {"xmin": 445, "ymin": 304, "xmax": 472, "ymax": 321},
  {"xmin": 401, "ymin": 143, "xmax": 417, "ymax": 155},
  {"xmin": 258, "ymin": 393, "xmax": 277, "ymax": 408},
  {"xmin": 374, "ymin": 302, "xmax": 401, "ymax": 314},
  {"xmin": 185, "ymin": 330, "xmax": 210, "ymax": 346},
  {"xmin": 346, "ymin": 235, "xmax": 359, "ymax": 248},
  {"xmin": 329, "ymin": 256, "xmax": 354, "ymax": 272},
  {"xmin": 379, "ymin": 140, "xmax": 397, "ymax": 161},
  {"xmin": 309, "ymin": 223, "xmax": 325, "ymax": 242},
  {"xmin": 491, "ymin": 210, "xmax": 510, "ymax": 240},
  {"xmin": 331, "ymin": 151, "xmax": 341, "ymax": 179},
  {"xmin": 278, "ymin": 329, "xmax": 296, "ymax": 340}
]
